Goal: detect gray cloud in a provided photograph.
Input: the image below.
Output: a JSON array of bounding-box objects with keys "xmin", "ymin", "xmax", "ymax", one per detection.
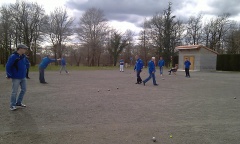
[
  {"xmin": 66, "ymin": 0, "xmax": 240, "ymax": 29},
  {"xmin": 207, "ymin": 0, "xmax": 240, "ymax": 16}
]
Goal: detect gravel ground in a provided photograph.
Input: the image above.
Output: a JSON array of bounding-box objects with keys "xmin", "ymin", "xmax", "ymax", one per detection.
[{"xmin": 0, "ymin": 69, "xmax": 240, "ymax": 144}]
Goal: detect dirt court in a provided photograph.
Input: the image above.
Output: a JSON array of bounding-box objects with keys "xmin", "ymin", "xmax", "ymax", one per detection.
[{"xmin": 0, "ymin": 69, "xmax": 240, "ymax": 144}]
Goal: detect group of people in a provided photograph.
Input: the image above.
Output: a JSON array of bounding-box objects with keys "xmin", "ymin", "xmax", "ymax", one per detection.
[
  {"xmin": 122, "ymin": 55, "xmax": 191, "ymax": 86},
  {"xmin": 6, "ymin": 43, "xmax": 191, "ymax": 111},
  {"xmin": 5, "ymin": 44, "xmax": 69, "ymax": 111}
]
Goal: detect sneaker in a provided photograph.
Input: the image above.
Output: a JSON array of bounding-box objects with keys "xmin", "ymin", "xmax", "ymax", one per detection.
[
  {"xmin": 16, "ymin": 103, "xmax": 26, "ymax": 107},
  {"xmin": 10, "ymin": 106, "xmax": 17, "ymax": 111},
  {"xmin": 154, "ymin": 84, "xmax": 158, "ymax": 86},
  {"xmin": 143, "ymin": 81, "xmax": 145, "ymax": 86}
]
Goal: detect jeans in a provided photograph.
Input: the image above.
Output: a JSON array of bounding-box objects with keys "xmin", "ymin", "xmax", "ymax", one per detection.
[
  {"xmin": 39, "ymin": 68, "xmax": 45, "ymax": 83},
  {"xmin": 10, "ymin": 78, "xmax": 26, "ymax": 107},
  {"xmin": 159, "ymin": 67, "xmax": 163, "ymax": 75},
  {"xmin": 143, "ymin": 73, "xmax": 157, "ymax": 85},
  {"xmin": 60, "ymin": 65, "xmax": 68, "ymax": 73}
]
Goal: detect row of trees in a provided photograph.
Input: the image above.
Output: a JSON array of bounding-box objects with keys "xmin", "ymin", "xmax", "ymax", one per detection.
[
  {"xmin": 138, "ymin": 3, "xmax": 240, "ymax": 66},
  {"xmin": 1, "ymin": 1, "xmax": 240, "ymax": 67}
]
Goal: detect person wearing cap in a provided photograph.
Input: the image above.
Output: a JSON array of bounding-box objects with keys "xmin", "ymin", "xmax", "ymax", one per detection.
[
  {"xmin": 142, "ymin": 57, "xmax": 158, "ymax": 86},
  {"xmin": 6, "ymin": 44, "xmax": 29, "ymax": 111},
  {"xmin": 38, "ymin": 55, "xmax": 60, "ymax": 84}
]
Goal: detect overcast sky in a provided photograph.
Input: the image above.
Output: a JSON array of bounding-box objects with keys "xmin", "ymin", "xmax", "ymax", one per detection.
[{"xmin": 1, "ymin": 0, "xmax": 240, "ymax": 34}]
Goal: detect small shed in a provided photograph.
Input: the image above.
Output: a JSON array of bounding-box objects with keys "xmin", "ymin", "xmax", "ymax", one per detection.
[{"xmin": 176, "ymin": 45, "xmax": 218, "ymax": 71}]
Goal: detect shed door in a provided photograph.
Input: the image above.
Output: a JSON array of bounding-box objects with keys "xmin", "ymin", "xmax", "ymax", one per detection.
[{"xmin": 184, "ymin": 56, "xmax": 194, "ymax": 70}]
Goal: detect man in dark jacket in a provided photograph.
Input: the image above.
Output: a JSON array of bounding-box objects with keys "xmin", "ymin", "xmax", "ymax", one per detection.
[
  {"xmin": 39, "ymin": 55, "xmax": 60, "ymax": 84},
  {"xmin": 6, "ymin": 44, "xmax": 29, "ymax": 111},
  {"xmin": 143, "ymin": 57, "xmax": 158, "ymax": 86}
]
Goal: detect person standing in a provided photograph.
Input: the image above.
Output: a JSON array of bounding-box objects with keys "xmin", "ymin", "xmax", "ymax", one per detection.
[
  {"xmin": 158, "ymin": 56, "xmax": 165, "ymax": 76},
  {"xmin": 26, "ymin": 54, "xmax": 30, "ymax": 79},
  {"xmin": 39, "ymin": 55, "xmax": 60, "ymax": 84},
  {"xmin": 143, "ymin": 57, "xmax": 158, "ymax": 86},
  {"xmin": 6, "ymin": 44, "xmax": 29, "ymax": 111},
  {"xmin": 134, "ymin": 55, "xmax": 143, "ymax": 84},
  {"xmin": 119, "ymin": 58, "xmax": 124, "ymax": 72},
  {"xmin": 59, "ymin": 57, "xmax": 69, "ymax": 74},
  {"xmin": 184, "ymin": 58, "xmax": 191, "ymax": 78}
]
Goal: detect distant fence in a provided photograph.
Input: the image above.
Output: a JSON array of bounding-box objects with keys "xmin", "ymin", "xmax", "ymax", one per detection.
[{"xmin": 217, "ymin": 54, "xmax": 240, "ymax": 71}]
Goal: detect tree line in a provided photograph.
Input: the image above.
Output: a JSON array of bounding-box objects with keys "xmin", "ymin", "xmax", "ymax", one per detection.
[{"xmin": 1, "ymin": 1, "xmax": 240, "ymax": 67}]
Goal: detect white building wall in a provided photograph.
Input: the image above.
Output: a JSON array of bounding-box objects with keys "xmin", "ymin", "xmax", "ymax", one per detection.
[{"xmin": 199, "ymin": 48, "xmax": 217, "ymax": 71}]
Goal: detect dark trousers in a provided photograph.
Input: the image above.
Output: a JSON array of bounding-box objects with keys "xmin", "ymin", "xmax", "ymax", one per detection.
[
  {"xmin": 26, "ymin": 68, "xmax": 29, "ymax": 78},
  {"xmin": 185, "ymin": 68, "xmax": 190, "ymax": 77},
  {"xmin": 136, "ymin": 70, "xmax": 142, "ymax": 83},
  {"xmin": 39, "ymin": 68, "xmax": 45, "ymax": 83}
]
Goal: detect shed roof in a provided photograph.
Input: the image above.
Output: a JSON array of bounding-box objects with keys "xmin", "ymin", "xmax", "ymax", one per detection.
[{"xmin": 176, "ymin": 45, "xmax": 218, "ymax": 54}]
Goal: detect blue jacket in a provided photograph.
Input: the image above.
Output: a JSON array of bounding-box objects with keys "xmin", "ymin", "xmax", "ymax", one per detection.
[
  {"xmin": 148, "ymin": 60, "xmax": 156, "ymax": 74},
  {"xmin": 184, "ymin": 60, "xmax": 191, "ymax": 69},
  {"xmin": 158, "ymin": 59, "xmax": 165, "ymax": 67},
  {"xmin": 61, "ymin": 58, "xmax": 66, "ymax": 66},
  {"xmin": 6, "ymin": 52, "xmax": 27, "ymax": 79},
  {"xmin": 39, "ymin": 57, "xmax": 56, "ymax": 69},
  {"xmin": 134, "ymin": 58, "xmax": 143, "ymax": 71},
  {"xmin": 119, "ymin": 59, "xmax": 124, "ymax": 65}
]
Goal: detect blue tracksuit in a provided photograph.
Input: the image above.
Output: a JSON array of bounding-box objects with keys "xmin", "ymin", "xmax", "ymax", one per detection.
[
  {"xmin": 134, "ymin": 58, "xmax": 143, "ymax": 71},
  {"xmin": 6, "ymin": 52, "xmax": 28, "ymax": 79},
  {"xmin": 38, "ymin": 56, "xmax": 56, "ymax": 83},
  {"xmin": 61, "ymin": 58, "xmax": 66, "ymax": 66},
  {"xmin": 119, "ymin": 59, "xmax": 124, "ymax": 65},
  {"xmin": 148, "ymin": 60, "xmax": 156, "ymax": 74},
  {"xmin": 184, "ymin": 60, "xmax": 191, "ymax": 69},
  {"xmin": 39, "ymin": 57, "xmax": 56, "ymax": 69},
  {"xmin": 158, "ymin": 60, "xmax": 165, "ymax": 67},
  {"xmin": 143, "ymin": 60, "xmax": 157, "ymax": 85},
  {"xmin": 158, "ymin": 59, "xmax": 165, "ymax": 75}
]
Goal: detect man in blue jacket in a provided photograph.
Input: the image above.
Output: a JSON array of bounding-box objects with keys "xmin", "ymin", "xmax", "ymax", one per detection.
[
  {"xmin": 158, "ymin": 56, "xmax": 165, "ymax": 76},
  {"xmin": 134, "ymin": 55, "xmax": 144, "ymax": 84},
  {"xmin": 39, "ymin": 55, "xmax": 60, "ymax": 84},
  {"xmin": 143, "ymin": 57, "xmax": 158, "ymax": 86},
  {"xmin": 59, "ymin": 57, "xmax": 69, "ymax": 74},
  {"xmin": 184, "ymin": 57, "xmax": 191, "ymax": 78},
  {"xmin": 6, "ymin": 44, "xmax": 29, "ymax": 111}
]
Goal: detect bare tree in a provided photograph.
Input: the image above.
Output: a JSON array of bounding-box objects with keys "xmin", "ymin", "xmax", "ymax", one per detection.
[
  {"xmin": 202, "ymin": 13, "xmax": 230, "ymax": 53},
  {"xmin": 185, "ymin": 14, "xmax": 203, "ymax": 45},
  {"xmin": 225, "ymin": 22, "xmax": 240, "ymax": 54},
  {"xmin": 0, "ymin": 5, "xmax": 14, "ymax": 66},
  {"xmin": 138, "ymin": 20, "xmax": 152, "ymax": 66},
  {"xmin": 10, "ymin": 1, "xmax": 45, "ymax": 65},
  {"xmin": 45, "ymin": 7, "xmax": 74, "ymax": 64},
  {"xmin": 107, "ymin": 30, "xmax": 129, "ymax": 66},
  {"xmin": 76, "ymin": 7, "xmax": 108, "ymax": 66}
]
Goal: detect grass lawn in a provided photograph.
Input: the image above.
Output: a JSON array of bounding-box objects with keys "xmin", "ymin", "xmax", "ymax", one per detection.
[{"xmin": 0, "ymin": 64, "xmax": 132, "ymax": 72}]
